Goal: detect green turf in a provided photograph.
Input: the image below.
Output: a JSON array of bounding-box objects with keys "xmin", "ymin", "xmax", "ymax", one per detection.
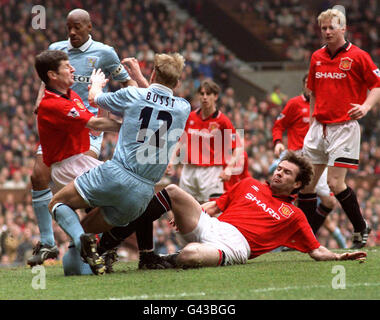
[{"xmin": 0, "ymin": 247, "xmax": 379, "ymax": 300}]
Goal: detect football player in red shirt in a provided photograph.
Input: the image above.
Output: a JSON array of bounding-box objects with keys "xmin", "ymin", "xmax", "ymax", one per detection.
[
  {"xmin": 168, "ymin": 79, "xmax": 243, "ymax": 203},
  {"xmin": 161, "ymin": 152, "xmax": 366, "ymax": 267},
  {"xmin": 272, "ymin": 75, "xmax": 346, "ymax": 248},
  {"xmin": 95, "ymin": 152, "xmax": 366, "ymax": 269},
  {"xmin": 34, "ymin": 50, "xmax": 122, "ymax": 274},
  {"xmin": 301, "ymin": 8, "xmax": 380, "ymax": 249}
]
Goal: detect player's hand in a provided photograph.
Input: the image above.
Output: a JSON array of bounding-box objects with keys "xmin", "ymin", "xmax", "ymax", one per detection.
[
  {"xmin": 122, "ymin": 58, "xmax": 145, "ymax": 85},
  {"xmin": 338, "ymin": 251, "xmax": 367, "ymax": 261},
  {"xmin": 274, "ymin": 142, "xmax": 285, "ymax": 158},
  {"xmin": 90, "ymin": 69, "xmax": 108, "ymax": 88},
  {"xmin": 169, "ymin": 218, "xmax": 178, "ymax": 231},
  {"xmin": 201, "ymin": 201, "xmax": 220, "ymax": 216},
  {"xmin": 165, "ymin": 163, "xmax": 175, "ymax": 176},
  {"xmin": 348, "ymin": 103, "xmax": 371, "ymax": 120},
  {"xmin": 219, "ymin": 166, "xmax": 232, "ymax": 182}
]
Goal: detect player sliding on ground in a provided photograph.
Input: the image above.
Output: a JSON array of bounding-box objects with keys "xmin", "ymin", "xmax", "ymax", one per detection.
[{"xmin": 98, "ymin": 152, "xmax": 366, "ymax": 269}]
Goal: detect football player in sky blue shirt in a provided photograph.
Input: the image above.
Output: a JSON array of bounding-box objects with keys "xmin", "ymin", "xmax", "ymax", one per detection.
[
  {"xmin": 49, "ymin": 53, "xmax": 191, "ymax": 274},
  {"xmin": 28, "ymin": 9, "xmax": 136, "ymax": 267}
]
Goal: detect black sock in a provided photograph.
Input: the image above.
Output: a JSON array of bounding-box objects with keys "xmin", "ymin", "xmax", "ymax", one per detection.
[
  {"xmin": 335, "ymin": 187, "xmax": 365, "ymax": 232},
  {"xmin": 136, "ymin": 221, "xmax": 154, "ymax": 252},
  {"xmin": 312, "ymin": 203, "xmax": 333, "ymax": 234},
  {"xmin": 98, "ymin": 189, "xmax": 172, "ymax": 253},
  {"xmin": 297, "ymin": 192, "xmax": 317, "ymax": 228}
]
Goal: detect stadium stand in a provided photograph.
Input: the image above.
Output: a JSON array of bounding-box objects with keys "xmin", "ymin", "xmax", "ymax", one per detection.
[{"xmin": 0, "ymin": 0, "xmax": 379, "ymax": 266}]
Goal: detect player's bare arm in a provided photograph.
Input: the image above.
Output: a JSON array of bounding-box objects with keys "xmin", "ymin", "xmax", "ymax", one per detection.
[
  {"xmin": 308, "ymin": 245, "xmax": 367, "ymax": 261},
  {"xmin": 309, "ymin": 91, "xmax": 316, "ymax": 124},
  {"xmin": 348, "ymin": 87, "xmax": 380, "ymax": 120},
  {"xmin": 121, "ymin": 57, "xmax": 149, "ymax": 88},
  {"xmin": 86, "ymin": 116, "xmax": 121, "ymax": 132}
]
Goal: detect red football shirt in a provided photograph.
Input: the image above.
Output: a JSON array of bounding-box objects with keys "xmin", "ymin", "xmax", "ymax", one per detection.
[
  {"xmin": 308, "ymin": 42, "xmax": 380, "ymax": 124},
  {"xmin": 37, "ymin": 88, "xmax": 94, "ymax": 167},
  {"xmin": 216, "ymin": 177, "xmax": 320, "ymax": 259},
  {"xmin": 223, "ymin": 151, "xmax": 251, "ymax": 192},
  {"xmin": 181, "ymin": 109, "xmax": 237, "ymax": 166},
  {"xmin": 272, "ymin": 94, "xmax": 310, "ymax": 151}
]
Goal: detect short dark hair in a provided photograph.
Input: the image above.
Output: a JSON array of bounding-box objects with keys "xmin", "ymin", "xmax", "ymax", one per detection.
[
  {"xmin": 281, "ymin": 151, "xmax": 314, "ymax": 194},
  {"xmin": 35, "ymin": 50, "xmax": 69, "ymax": 84},
  {"xmin": 197, "ymin": 79, "xmax": 220, "ymax": 95}
]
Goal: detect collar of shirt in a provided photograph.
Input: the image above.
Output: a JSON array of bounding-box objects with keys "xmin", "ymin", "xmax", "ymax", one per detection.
[
  {"xmin": 265, "ymin": 181, "xmax": 295, "ymax": 203},
  {"xmin": 67, "ymin": 35, "xmax": 93, "ymax": 52},
  {"xmin": 149, "ymin": 83, "xmax": 173, "ymax": 96},
  {"xmin": 324, "ymin": 40, "xmax": 351, "ymax": 59},
  {"xmin": 45, "ymin": 86, "xmax": 72, "ymax": 100}
]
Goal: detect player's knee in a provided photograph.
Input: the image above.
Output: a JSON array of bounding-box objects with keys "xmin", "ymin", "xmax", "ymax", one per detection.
[
  {"xmin": 320, "ymin": 195, "xmax": 336, "ymax": 209},
  {"xmin": 177, "ymin": 243, "xmax": 203, "ymax": 267},
  {"xmin": 31, "ymin": 159, "xmax": 51, "ymax": 189},
  {"xmin": 165, "ymin": 184, "xmax": 182, "ymax": 201}
]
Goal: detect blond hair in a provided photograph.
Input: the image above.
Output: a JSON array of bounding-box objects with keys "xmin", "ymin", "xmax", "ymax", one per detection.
[
  {"xmin": 318, "ymin": 8, "xmax": 346, "ymax": 28},
  {"xmin": 154, "ymin": 53, "xmax": 185, "ymax": 88}
]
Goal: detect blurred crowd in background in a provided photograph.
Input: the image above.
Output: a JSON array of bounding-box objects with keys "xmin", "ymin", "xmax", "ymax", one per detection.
[{"xmin": 0, "ymin": 0, "xmax": 379, "ymax": 267}]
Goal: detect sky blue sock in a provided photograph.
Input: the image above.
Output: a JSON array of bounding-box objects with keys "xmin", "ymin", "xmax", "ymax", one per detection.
[
  {"xmin": 62, "ymin": 243, "xmax": 92, "ymax": 276},
  {"xmin": 332, "ymin": 227, "xmax": 347, "ymax": 249},
  {"xmin": 32, "ymin": 189, "xmax": 55, "ymax": 247},
  {"xmin": 52, "ymin": 203, "xmax": 84, "ymax": 251}
]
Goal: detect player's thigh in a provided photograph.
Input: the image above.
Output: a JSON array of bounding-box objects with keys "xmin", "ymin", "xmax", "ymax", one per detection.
[
  {"xmin": 166, "ymin": 184, "xmax": 202, "ymax": 234},
  {"xmin": 31, "ymin": 154, "xmax": 51, "ymax": 190},
  {"xmin": 50, "ymin": 181, "xmax": 89, "ymax": 212},
  {"xmin": 81, "ymin": 207, "xmax": 113, "ymax": 234},
  {"xmin": 302, "ymin": 163, "xmax": 326, "ymax": 193}
]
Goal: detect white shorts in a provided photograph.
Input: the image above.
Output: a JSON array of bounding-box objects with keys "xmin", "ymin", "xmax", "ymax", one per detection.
[
  {"xmin": 51, "ymin": 153, "xmax": 103, "ymax": 191},
  {"xmin": 36, "ymin": 133, "xmax": 103, "ymax": 158},
  {"xmin": 303, "ymin": 120, "xmax": 360, "ymax": 169},
  {"xmin": 179, "ymin": 211, "xmax": 251, "ymax": 266},
  {"xmin": 179, "ymin": 165, "xmax": 224, "ymax": 202}
]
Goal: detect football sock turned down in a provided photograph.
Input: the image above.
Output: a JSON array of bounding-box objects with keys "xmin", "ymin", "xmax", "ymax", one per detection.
[
  {"xmin": 297, "ymin": 192, "xmax": 317, "ymax": 229},
  {"xmin": 332, "ymin": 227, "xmax": 347, "ymax": 248},
  {"xmin": 32, "ymin": 189, "xmax": 55, "ymax": 247},
  {"xmin": 51, "ymin": 203, "xmax": 84, "ymax": 251},
  {"xmin": 98, "ymin": 189, "xmax": 172, "ymax": 254},
  {"xmin": 335, "ymin": 187, "xmax": 366, "ymax": 232}
]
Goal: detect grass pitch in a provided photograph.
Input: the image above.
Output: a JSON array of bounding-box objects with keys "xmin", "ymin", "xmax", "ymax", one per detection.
[{"xmin": 1, "ymin": 247, "xmax": 379, "ymax": 300}]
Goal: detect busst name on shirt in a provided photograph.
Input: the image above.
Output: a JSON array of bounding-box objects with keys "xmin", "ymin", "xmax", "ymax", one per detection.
[{"xmin": 146, "ymin": 91, "xmax": 175, "ymax": 108}]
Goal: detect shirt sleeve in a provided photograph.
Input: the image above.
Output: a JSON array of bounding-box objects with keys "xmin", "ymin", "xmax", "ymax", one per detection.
[
  {"xmin": 95, "ymin": 87, "xmax": 135, "ymax": 114},
  {"xmin": 284, "ymin": 214, "xmax": 320, "ymax": 253},
  {"xmin": 222, "ymin": 115, "xmax": 238, "ymax": 150},
  {"xmin": 307, "ymin": 54, "xmax": 316, "ymax": 93},
  {"xmin": 101, "ymin": 47, "xmax": 130, "ymax": 82},
  {"xmin": 359, "ymin": 51, "xmax": 380, "ymax": 90},
  {"xmin": 40, "ymin": 100, "xmax": 93, "ymax": 133},
  {"xmin": 272, "ymin": 100, "xmax": 295, "ymax": 144}
]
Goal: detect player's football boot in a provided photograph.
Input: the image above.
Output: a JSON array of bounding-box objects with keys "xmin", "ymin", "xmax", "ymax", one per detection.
[
  {"xmin": 27, "ymin": 241, "xmax": 59, "ymax": 267},
  {"xmin": 138, "ymin": 251, "xmax": 174, "ymax": 269},
  {"xmin": 351, "ymin": 221, "xmax": 371, "ymax": 249},
  {"xmin": 80, "ymin": 233, "xmax": 106, "ymax": 275},
  {"xmin": 102, "ymin": 248, "xmax": 119, "ymax": 274},
  {"xmin": 159, "ymin": 252, "xmax": 180, "ymax": 268}
]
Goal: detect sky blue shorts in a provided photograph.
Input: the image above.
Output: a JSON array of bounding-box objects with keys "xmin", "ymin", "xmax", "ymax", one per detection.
[{"xmin": 74, "ymin": 159, "xmax": 155, "ymax": 226}]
